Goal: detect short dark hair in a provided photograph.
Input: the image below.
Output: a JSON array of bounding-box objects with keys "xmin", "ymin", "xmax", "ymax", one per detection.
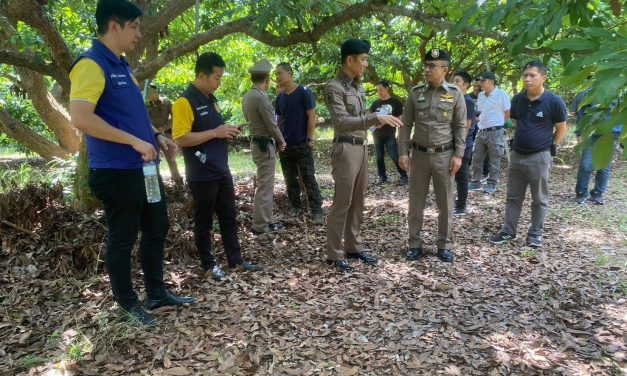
[
  {"xmin": 251, "ymin": 73, "xmax": 269, "ymax": 84},
  {"xmin": 376, "ymin": 79, "xmax": 391, "ymax": 88},
  {"xmin": 523, "ymin": 60, "xmax": 548, "ymax": 75},
  {"xmin": 276, "ymin": 62, "xmax": 293, "ymax": 75},
  {"xmin": 454, "ymin": 71, "xmax": 473, "ymax": 85},
  {"xmin": 341, "ymin": 54, "xmax": 361, "ymax": 65},
  {"xmin": 96, "ymin": 0, "xmax": 143, "ymax": 36},
  {"xmin": 195, "ymin": 52, "xmax": 226, "ymax": 77}
]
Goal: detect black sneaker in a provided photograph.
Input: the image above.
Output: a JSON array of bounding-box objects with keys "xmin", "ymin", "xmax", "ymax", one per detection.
[
  {"xmin": 591, "ymin": 195, "xmax": 604, "ymax": 205},
  {"xmin": 453, "ymin": 207, "xmax": 466, "ymax": 216},
  {"xmin": 211, "ymin": 265, "xmax": 226, "ymax": 281},
  {"xmin": 269, "ymin": 222, "xmax": 284, "ymax": 231},
  {"xmin": 120, "ymin": 303, "xmax": 157, "ymax": 327},
  {"xmin": 574, "ymin": 193, "xmax": 588, "ymax": 204},
  {"xmin": 327, "ymin": 259, "xmax": 353, "ymax": 273},
  {"xmin": 313, "ymin": 212, "xmax": 325, "ymax": 225},
  {"xmin": 398, "ymin": 176, "xmax": 408, "ymax": 186},
  {"xmin": 489, "ymin": 232, "xmax": 517, "ymax": 244},
  {"xmin": 251, "ymin": 222, "xmax": 284, "ymax": 235},
  {"xmin": 526, "ymin": 236, "xmax": 542, "ymax": 248},
  {"xmin": 374, "ymin": 177, "xmax": 387, "ymax": 185}
]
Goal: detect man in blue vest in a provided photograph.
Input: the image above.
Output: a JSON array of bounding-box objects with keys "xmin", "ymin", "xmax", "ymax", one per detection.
[
  {"xmin": 69, "ymin": 0, "xmax": 195, "ymax": 326},
  {"xmin": 172, "ymin": 52, "xmax": 262, "ymax": 280}
]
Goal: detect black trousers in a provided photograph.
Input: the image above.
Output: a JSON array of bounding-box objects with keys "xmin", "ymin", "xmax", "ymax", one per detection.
[
  {"xmin": 188, "ymin": 175, "xmax": 243, "ymax": 270},
  {"xmin": 278, "ymin": 144, "xmax": 323, "ymax": 214},
  {"xmin": 88, "ymin": 168, "xmax": 168, "ymax": 310},
  {"xmin": 455, "ymin": 148, "xmax": 473, "ymax": 209}
]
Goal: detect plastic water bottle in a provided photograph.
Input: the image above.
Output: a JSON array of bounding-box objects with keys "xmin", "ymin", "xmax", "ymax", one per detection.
[{"xmin": 143, "ymin": 161, "xmax": 161, "ymax": 203}]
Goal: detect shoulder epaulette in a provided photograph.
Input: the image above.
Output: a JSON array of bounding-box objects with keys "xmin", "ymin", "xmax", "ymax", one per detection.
[{"xmin": 411, "ymin": 84, "xmax": 426, "ymax": 92}]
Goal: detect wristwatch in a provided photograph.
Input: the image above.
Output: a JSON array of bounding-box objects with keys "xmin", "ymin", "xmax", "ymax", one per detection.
[{"xmin": 154, "ymin": 132, "xmax": 165, "ymax": 139}]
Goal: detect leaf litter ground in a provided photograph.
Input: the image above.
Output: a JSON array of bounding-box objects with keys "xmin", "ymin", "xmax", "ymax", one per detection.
[{"xmin": 0, "ymin": 143, "xmax": 625, "ymax": 375}]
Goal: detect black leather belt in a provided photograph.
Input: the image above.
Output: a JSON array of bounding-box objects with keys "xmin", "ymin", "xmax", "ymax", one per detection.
[
  {"xmin": 251, "ymin": 136, "xmax": 275, "ymax": 144},
  {"xmin": 478, "ymin": 126, "xmax": 504, "ymax": 132},
  {"xmin": 333, "ymin": 136, "xmax": 366, "ymax": 145},
  {"xmin": 412, "ymin": 141, "xmax": 453, "ymax": 153}
]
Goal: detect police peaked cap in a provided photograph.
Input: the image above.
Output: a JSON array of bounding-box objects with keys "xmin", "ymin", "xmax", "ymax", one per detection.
[
  {"xmin": 424, "ymin": 48, "xmax": 451, "ymax": 62},
  {"xmin": 341, "ymin": 39, "xmax": 371, "ymax": 57}
]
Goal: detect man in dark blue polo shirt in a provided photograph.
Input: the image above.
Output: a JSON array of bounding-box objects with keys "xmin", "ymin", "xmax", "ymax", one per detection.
[
  {"xmin": 490, "ymin": 60, "xmax": 568, "ymax": 248},
  {"xmin": 69, "ymin": 0, "xmax": 195, "ymax": 326},
  {"xmin": 173, "ymin": 52, "xmax": 262, "ymax": 281},
  {"xmin": 369, "ymin": 79, "xmax": 407, "ymax": 186},
  {"xmin": 274, "ymin": 62, "xmax": 324, "ymax": 224},
  {"xmin": 451, "ymin": 71, "xmax": 477, "ymax": 215}
]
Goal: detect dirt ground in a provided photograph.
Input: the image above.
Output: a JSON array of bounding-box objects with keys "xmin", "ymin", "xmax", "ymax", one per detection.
[{"xmin": 0, "ymin": 140, "xmax": 625, "ymax": 375}]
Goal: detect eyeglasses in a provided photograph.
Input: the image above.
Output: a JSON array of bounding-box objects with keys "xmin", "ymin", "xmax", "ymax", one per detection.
[{"xmin": 422, "ymin": 63, "xmax": 449, "ymax": 69}]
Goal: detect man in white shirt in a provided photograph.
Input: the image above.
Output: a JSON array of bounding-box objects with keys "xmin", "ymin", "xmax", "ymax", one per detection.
[{"xmin": 468, "ymin": 71, "xmax": 511, "ymax": 193}]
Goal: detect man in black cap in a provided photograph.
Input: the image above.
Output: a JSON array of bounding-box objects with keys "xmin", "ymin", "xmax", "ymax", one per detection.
[
  {"xmin": 324, "ymin": 38, "xmax": 403, "ymax": 272},
  {"xmin": 399, "ymin": 48, "xmax": 467, "ymax": 263}
]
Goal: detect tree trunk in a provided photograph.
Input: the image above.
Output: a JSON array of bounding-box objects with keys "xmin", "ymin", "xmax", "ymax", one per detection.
[
  {"xmin": 16, "ymin": 68, "xmax": 80, "ymax": 153},
  {"xmin": 71, "ymin": 138, "xmax": 100, "ymax": 212},
  {"xmin": 0, "ymin": 109, "xmax": 69, "ymax": 160}
]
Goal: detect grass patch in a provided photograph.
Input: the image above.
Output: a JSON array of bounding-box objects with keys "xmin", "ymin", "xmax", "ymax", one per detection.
[
  {"xmin": 520, "ymin": 250, "xmax": 540, "ymax": 258},
  {"xmin": 375, "ymin": 213, "xmax": 403, "ymax": 227}
]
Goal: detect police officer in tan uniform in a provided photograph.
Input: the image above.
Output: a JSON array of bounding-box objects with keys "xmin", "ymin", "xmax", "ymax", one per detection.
[
  {"xmin": 146, "ymin": 84, "xmax": 183, "ymax": 186},
  {"xmin": 399, "ymin": 49, "xmax": 467, "ymax": 263},
  {"xmin": 242, "ymin": 59, "xmax": 286, "ymax": 235},
  {"xmin": 325, "ymin": 39, "xmax": 404, "ymax": 273}
]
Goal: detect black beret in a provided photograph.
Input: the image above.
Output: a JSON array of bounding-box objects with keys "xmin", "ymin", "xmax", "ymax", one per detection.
[
  {"xmin": 341, "ymin": 39, "xmax": 371, "ymax": 57},
  {"xmin": 424, "ymin": 48, "xmax": 451, "ymax": 62}
]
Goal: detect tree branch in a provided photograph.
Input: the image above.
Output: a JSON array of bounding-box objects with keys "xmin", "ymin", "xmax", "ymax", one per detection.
[
  {"xmin": 3, "ymin": 0, "xmax": 73, "ymax": 73},
  {"xmin": 371, "ymin": 4, "xmax": 508, "ymax": 40},
  {"xmin": 0, "ymin": 49, "xmax": 70, "ymax": 89},
  {"xmin": 136, "ymin": 0, "xmax": 389, "ymax": 79},
  {"xmin": 0, "ymin": 108, "xmax": 70, "ymax": 160}
]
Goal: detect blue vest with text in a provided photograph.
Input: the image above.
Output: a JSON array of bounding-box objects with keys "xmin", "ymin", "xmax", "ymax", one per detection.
[{"xmin": 70, "ymin": 39, "xmax": 157, "ymax": 169}]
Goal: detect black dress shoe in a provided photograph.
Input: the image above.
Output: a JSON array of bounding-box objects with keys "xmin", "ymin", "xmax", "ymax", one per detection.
[
  {"xmin": 437, "ymin": 249, "xmax": 454, "ymax": 262},
  {"xmin": 327, "ymin": 259, "xmax": 353, "ymax": 273},
  {"xmin": 406, "ymin": 247, "xmax": 424, "ymax": 260},
  {"xmin": 346, "ymin": 251, "xmax": 378, "ymax": 265},
  {"xmin": 145, "ymin": 290, "xmax": 196, "ymax": 311},
  {"xmin": 120, "ymin": 303, "xmax": 157, "ymax": 327}
]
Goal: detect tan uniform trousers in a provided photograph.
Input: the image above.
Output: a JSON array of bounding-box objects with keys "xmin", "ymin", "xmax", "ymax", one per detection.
[
  {"xmin": 326, "ymin": 142, "xmax": 368, "ymax": 260},
  {"xmin": 408, "ymin": 149, "xmax": 454, "ymax": 249},
  {"xmin": 251, "ymin": 143, "xmax": 276, "ymax": 232}
]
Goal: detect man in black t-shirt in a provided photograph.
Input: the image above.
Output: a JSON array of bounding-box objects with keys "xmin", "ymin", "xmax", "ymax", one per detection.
[
  {"xmin": 489, "ymin": 60, "xmax": 568, "ymax": 248},
  {"xmin": 370, "ymin": 80, "xmax": 408, "ymax": 185}
]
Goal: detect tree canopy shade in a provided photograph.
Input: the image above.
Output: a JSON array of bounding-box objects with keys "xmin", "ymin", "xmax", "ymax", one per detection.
[{"xmin": 0, "ymin": 0, "xmax": 624, "ymax": 168}]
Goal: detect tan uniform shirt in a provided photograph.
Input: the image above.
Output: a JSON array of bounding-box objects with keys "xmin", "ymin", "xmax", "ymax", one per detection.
[
  {"xmin": 242, "ymin": 86, "xmax": 285, "ymax": 143},
  {"xmin": 399, "ymin": 81, "xmax": 467, "ymax": 157},
  {"xmin": 325, "ymin": 69, "xmax": 379, "ymax": 139},
  {"xmin": 146, "ymin": 97, "xmax": 172, "ymax": 132}
]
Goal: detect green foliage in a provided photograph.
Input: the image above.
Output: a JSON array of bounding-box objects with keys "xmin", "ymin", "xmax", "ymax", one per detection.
[
  {"xmin": 462, "ymin": 0, "xmax": 625, "ymax": 167},
  {"xmin": 0, "ymin": 82, "xmax": 54, "ymax": 153},
  {"xmin": 0, "ymin": 157, "xmax": 77, "ymax": 200}
]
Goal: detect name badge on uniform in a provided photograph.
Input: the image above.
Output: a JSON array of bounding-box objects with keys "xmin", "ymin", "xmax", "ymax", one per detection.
[{"xmin": 417, "ymin": 95, "xmax": 426, "ymax": 103}]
